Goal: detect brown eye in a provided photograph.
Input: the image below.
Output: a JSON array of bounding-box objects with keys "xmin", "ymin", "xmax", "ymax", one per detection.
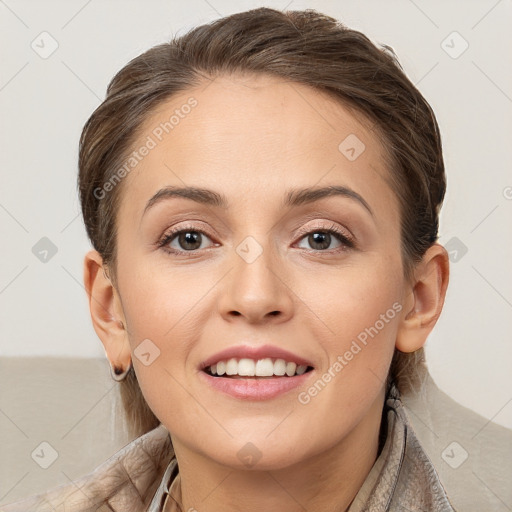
[
  {"xmin": 296, "ymin": 224, "xmax": 354, "ymax": 252},
  {"xmin": 303, "ymin": 232, "xmax": 336, "ymax": 251},
  {"xmin": 158, "ymin": 225, "xmax": 216, "ymax": 254},
  {"xmin": 174, "ymin": 231, "xmax": 204, "ymax": 251}
]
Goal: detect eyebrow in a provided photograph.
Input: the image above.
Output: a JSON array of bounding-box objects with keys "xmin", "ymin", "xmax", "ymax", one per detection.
[{"xmin": 143, "ymin": 185, "xmax": 373, "ymax": 217}]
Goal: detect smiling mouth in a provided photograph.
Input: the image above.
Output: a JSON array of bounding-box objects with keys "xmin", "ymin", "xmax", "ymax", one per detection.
[{"xmin": 204, "ymin": 357, "xmax": 314, "ymax": 378}]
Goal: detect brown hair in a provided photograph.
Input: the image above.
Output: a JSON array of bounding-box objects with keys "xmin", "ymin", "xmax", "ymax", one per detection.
[{"xmin": 78, "ymin": 7, "xmax": 444, "ymax": 439}]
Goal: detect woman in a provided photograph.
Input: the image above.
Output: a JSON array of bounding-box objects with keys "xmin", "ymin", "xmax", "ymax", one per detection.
[{"xmin": 2, "ymin": 7, "xmax": 456, "ymax": 511}]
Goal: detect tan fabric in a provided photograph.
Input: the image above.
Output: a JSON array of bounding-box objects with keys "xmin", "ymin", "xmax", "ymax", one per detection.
[
  {"xmin": 402, "ymin": 371, "xmax": 512, "ymax": 511},
  {"xmin": 348, "ymin": 384, "xmax": 455, "ymax": 510},
  {"xmin": 0, "ymin": 423, "xmax": 174, "ymax": 512}
]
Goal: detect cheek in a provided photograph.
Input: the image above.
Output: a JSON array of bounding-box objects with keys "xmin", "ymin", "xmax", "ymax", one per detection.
[
  {"xmin": 305, "ymin": 254, "xmax": 403, "ymax": 345},
  {"xmin": 116, "ymin": 256, "xmax": 219, "ymax": 397},
  {"xmin": 298, "ymin": 258, "xmax": 403, "ymax": 399},
  {"xmin": 117, "ymin": 248, "xmax": 215, "ymax": 338}
]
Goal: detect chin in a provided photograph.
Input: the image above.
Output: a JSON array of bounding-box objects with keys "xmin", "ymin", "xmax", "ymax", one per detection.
[
  {"xmin": 217, "ymin": 449, "xmax": 306, "ymax": 472},
  {"xmin": 197, "ymin": 433, "xmax": 311, "ymax": 472}
]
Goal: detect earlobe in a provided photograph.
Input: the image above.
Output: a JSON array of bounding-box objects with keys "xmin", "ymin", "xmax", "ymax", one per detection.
[
  {"xmin": 83, "ymin": 250, "xmax": 131, "ymax": 369},
  {"xmin": 395, "ymin": 243, "xmax": 450, "ymax": 353}
]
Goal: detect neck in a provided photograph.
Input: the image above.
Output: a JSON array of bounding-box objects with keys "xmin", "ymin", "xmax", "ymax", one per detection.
[{"xmin": 171, "ymin": 388, "xmax": 386, "ymax": 512}]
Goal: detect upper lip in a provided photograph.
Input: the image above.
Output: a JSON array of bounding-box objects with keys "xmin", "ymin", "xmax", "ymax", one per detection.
[{"xmin": 199, "ymin": 344, "xmax": 314, "ymax": 371}]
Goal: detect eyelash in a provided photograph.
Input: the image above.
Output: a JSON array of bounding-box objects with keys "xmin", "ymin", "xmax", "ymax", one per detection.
[{"xmin": 157, "ymin": 222, "xmax": 355, "ymax": 255}]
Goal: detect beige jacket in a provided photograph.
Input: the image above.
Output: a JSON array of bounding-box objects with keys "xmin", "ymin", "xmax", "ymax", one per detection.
[{"xmin": 1, "ymin": 382, "xmax": 461, "ymax": 512}]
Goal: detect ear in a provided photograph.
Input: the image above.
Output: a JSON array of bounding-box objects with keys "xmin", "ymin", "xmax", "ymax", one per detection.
[
  {"xmin": 83, "ymin": 250, "xmax": 131, "ymax": 371},
  {"xmin": 395, "ymin": 243, "xmax": 450, "ymax": 353}
]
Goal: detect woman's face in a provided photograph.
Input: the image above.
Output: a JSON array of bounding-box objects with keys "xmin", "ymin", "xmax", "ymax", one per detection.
[{"xmin": 113, "ymin": 73, "xmax": 410, "ymax": 469}]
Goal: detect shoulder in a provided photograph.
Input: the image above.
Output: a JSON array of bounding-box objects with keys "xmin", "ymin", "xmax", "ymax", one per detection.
[
  {"xmin": 0, "ymin": 424, "xmax": 174, "ymax": 512},
  {"xmin": 402, "ymin": 372, "xmax": 512, "ymax": 511}
]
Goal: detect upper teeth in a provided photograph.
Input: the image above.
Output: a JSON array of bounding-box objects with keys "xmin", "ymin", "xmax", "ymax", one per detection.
[{"xmin": 208, "ymin": 358, "xmax": 308, "ymax": 377}]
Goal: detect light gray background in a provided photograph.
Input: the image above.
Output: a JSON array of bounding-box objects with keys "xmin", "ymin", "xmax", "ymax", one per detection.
[{"xmin": 1, "ymin": 0, "xmax": 511, "ymax": 431}]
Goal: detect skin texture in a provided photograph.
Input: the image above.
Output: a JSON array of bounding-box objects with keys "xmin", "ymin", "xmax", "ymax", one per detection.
[{"xmin": 84, "ymin": 73, "xmax": 449, "ymax": 512}]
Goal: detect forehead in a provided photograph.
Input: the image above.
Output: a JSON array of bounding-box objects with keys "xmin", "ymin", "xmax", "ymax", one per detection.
[{"xmin": 117, "ymin": 73, "xmax": 398, "ymax": 222}]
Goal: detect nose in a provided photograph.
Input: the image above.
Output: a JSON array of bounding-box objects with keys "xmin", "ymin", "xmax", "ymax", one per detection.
[{"xmin": 218, "ymin": 240, "xmax": 294, "ymax": 324}]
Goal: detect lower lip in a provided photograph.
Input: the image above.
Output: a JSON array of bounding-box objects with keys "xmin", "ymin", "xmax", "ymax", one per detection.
[{"xmin": 199, "ymin": 370, "xmax": 314, "ymax": 400}]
